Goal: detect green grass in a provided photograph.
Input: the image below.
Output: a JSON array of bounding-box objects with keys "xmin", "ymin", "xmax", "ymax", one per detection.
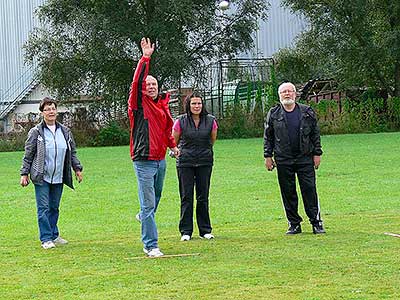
[{"xmin": 1, "ymin": 132, "xmax": 400, "ymax": 299}]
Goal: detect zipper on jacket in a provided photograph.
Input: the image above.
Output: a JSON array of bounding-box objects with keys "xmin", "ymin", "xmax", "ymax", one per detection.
[{"xmin": 50, "ymin": 130, "xmax": 58, "ymax": 184}]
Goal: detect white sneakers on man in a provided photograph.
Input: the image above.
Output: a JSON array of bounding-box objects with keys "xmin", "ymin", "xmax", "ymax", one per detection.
[
  {"xmin": 200, "ymin": 233, "xmax": 215, "ymax": 240},
  {"xmin": 143, "ymin": 247, "xmax": 164, "ymax": 257},
  {"xmin": 41, "ymin": 241, "xmax": 56, "ymax": 249},
  {"xmin": 53, "ymin": 236, "xmax": 68, "ymax": 245},
  {"xmin": 180, "ymin": 234, "xmax": 191, "ymax": 241}
]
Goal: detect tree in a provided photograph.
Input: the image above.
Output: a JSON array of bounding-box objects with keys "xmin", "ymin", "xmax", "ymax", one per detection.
[
  {"xmin": 280, "ymin": 0, "xmax": 400, "ymax": 97},
  {"xmin": 25, "ymin": 0, "xmax": 268, "ymax": 109}
]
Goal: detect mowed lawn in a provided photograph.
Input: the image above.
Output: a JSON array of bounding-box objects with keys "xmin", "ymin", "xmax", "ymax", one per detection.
[{"xmin": 1, "ymin": 132, "xmax": 399, "ymax": 300}]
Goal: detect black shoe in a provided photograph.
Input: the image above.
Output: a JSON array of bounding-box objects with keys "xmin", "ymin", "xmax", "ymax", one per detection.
[
  {"xmin": 312, "ymin": 223, "xmax": 326, "ymax": 234},
  {"xmin": 286, "ymin": 224, "xmax": 302, "ymax": 235}
]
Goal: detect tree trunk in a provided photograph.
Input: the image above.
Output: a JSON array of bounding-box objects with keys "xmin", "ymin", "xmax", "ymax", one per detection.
[{"xmin": 394, "ymin": 61, "xmax": 400, "ymax": 97}]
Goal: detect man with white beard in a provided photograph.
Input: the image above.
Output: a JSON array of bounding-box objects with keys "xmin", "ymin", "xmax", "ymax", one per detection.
[{"xmin": 264, "ymin": 82, "xmax": 326, "ymax": 235}]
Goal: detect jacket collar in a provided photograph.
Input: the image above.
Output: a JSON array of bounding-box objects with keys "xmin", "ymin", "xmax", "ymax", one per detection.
[{"xmin": 37, "ymin": 120, "xmax": 63, "ymax": 135}]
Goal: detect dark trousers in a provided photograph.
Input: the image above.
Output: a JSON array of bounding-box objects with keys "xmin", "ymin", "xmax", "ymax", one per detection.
[
  {"xmin": 276, "ymin": 163, "xmax": 322, "ymax": 226},
  {"xmin": 177, "ymin": 166, "xmax": 213, "ymax": 236}
]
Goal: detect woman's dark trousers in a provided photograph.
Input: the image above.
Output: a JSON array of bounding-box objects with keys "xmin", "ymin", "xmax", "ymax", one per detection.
[{"xmin": 177, "ymin": 166, "xmax": 213, "ymax": 236}]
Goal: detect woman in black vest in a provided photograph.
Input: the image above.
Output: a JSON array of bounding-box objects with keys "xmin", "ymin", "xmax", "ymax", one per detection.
[{"xmin": 172, "ymin": 92, "xmax": 218, "ymax": 241}]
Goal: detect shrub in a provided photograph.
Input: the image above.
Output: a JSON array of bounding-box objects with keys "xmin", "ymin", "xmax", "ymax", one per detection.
[
  {"xmin": 71, "ymin": 128, "xmax": 99, "ymax": 147},
  {"xmin": 218, "ymin": 102, "xmax": 265, "ymax": 139},
  {"xmin": 387, "ymin": 97, "xmax": 400, "ymax": 129},
  {"xmin": 96, "ymin": 122, "xmax": 130, "ymax": 146},
  {"xmin": 311, "ymin": 97, "xmax": 400, "ymax": 134},
  {"xmin": 0, "ymin": 132, "xmax": 27, "ymax": 152}
]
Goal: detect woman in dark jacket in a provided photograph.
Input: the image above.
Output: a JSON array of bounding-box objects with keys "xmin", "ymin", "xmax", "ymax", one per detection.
[
  {"xmin": 20, "ymin": 97, "xmax": 83, "ymax": 249},
  {"xmin": 172, "ymin": 92, "xmax": 217, "ymax": 241}
]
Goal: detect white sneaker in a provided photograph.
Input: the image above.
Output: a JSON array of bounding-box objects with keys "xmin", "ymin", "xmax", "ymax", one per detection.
[
  {"xmin": 41, "ymin": 241, "xmax": 56, "ymax": 249},
  {"xmin": 143, "ymin": 247, "xmax": 164, "ymax": 257},
  {"xmin": 53, "ymin": 236, "xmax": 68, "ymax": 245},
  {"xmin": 200, "ymin": 233, "xmax": 214, "ymax": 240},
  {"xmin": 135, "ymin": 212, "xmax": 141, "ymax": 222},
  {"xmin": 180, "ymin": 234, "xmax": 191, "ymax": 241}
]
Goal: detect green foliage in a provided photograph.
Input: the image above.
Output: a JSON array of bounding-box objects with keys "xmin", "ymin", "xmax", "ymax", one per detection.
[
  {"xmin": 218, "ymin": 103, "xmax": 248, "ymax": 138},
  {"xmin": 0, "ymin": 133, "xmax": 26, "ymax": 152},
  {"xmin": 71, "ymin": 128, "xmax": 99, "ymax": 148},
  {"xmin": 217, "ymin": 66, "xmax": 278, "ymax": 139},
  {"xmin": 0, "ymin": 121, "xmax": 131, "ymax": 152},
  {"xmin": 237, "ymin": 93, "xmax": 400, "ymax": 136},
  {"xmin": 218, "ymin": 101, "xmax": 265, "ymax": 139},
  {"xmin": 281, "ymin": 0, "xmax": 400, "ymax": 96},
  {"xmin": 273, "ymin": 47, "xmax": 326, "ymax": 84},
  {"xmin": 96, "ymin": 122, "xmax": 130, "ymax": 147},
  {"xmin": 387, "ymin": 97, "xmax": 400, "ymax": 129},
  {"xmin": 311, "ymin": 97, "xmax": 400, "ymax": 134},
  {"xmin": 1, "ymin": 134, "xmax": 400, "ymax": 299},
  {"xmin": 24, "ymin": 0, "xmax": 268, "ymax": 103},
  {"xmin": 264, "ymin": 65, "xmax": 279, "ymax": 110}
]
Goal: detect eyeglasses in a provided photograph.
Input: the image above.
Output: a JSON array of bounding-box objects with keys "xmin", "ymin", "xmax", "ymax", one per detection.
[
  {"xmin": 43, "ymin": 107, "xmax": 57, "ymax": 112},
  {"xmin": 279, "ymin": 90, "xmax": 295, "ymax": 94}
]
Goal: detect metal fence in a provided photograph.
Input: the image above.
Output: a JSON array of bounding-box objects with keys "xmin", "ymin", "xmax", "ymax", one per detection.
[{"xmin": 188, "ymin": 58, "xmax": 275, "ymax": 118}]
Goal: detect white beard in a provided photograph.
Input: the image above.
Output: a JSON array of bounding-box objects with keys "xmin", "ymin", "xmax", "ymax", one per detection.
[{"xmin": 280, "ymin": 99, "xmax": 295, "ymax": 105}]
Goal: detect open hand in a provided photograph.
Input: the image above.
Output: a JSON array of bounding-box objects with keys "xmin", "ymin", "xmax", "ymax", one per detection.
[{"xmin": 141, "ymin": 37, "xmax": 155, "ymax": 58}]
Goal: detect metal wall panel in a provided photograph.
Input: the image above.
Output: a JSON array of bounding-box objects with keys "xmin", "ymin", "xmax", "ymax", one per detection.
[
  {"xmin": 245, "ymin": 0, "xmax": 308, "ymax": 58},
  {"xmin": 0, "ymin": 0, "xmax": 46, "ymax": 101}
]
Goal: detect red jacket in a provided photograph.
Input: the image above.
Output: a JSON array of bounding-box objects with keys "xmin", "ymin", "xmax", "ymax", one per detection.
[{"xmin": 128, "ymin": 56, "xmax": 176, "ymax": 161}]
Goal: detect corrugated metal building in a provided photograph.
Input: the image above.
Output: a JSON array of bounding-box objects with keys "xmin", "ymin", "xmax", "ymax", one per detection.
[
  {"xmin": 0, "ymin": 0, "xmax": 45, "ymax": 102},
  {"xmin": 0, "ymin": 0, "xmax": 47, "ymax": 132},
  {"xmin": 253, "ymin": 0, "xmax": 307, "ymax": 57}
]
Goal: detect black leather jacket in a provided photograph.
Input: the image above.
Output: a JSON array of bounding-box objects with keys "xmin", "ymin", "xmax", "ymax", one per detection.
[{"xmin": 264, "ymin": 103, "xmax": 322, "ymax": 164}]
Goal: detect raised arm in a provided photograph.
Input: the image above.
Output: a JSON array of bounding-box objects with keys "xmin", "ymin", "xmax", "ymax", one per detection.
[{"xmin": 127, "ymin": 38, "xmax": 155, "ymax": 115}]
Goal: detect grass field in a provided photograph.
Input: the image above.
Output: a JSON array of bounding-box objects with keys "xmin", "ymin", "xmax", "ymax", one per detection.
[{"xmin": 1, "ymin": 132, "xmax": 400, "ymax": 299}]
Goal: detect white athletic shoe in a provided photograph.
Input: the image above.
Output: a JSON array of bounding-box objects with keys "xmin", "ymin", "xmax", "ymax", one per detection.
[
  {"xmin": 200, "ymin": 233, "xmax": 214, "ymax": 240},
  {"xmin": 180, "ymin": 234, "xmax": 191, "ymax": 241},
  {"xmin": 41, "ymin": 241, "xmax": 56, "ymax": 249},
  {"xmin": 135, "ymin": 213, "xmax": 141, "ymax": 222},
  {"xmin": 53, "ymin": 236, "xmax": 68, "ymax": 245},
  {"xmin": 143, "ymin": 247, "xmax": 164, "ymax": 257}
]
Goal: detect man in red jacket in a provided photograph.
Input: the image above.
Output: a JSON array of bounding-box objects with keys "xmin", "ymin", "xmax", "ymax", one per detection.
[{"xmin": 128, "ymin": 37, "xmax": 179, "ymax": 257}]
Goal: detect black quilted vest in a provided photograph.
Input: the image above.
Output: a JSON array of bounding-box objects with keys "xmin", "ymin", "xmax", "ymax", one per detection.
[{"xmin": 176, "ymin": 114, "xmax": 215, "ymax": 167}]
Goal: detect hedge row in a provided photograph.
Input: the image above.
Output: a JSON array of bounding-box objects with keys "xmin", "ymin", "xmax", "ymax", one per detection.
[{"xmin": 1, "ymin": 97, "xmax": 399, "ymax": 152}]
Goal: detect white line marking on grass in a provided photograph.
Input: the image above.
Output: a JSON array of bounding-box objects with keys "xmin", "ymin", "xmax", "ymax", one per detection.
[
  {"xmin": 384, "ymin": 232, "xmax": 400, "ymax": 238},
  {"xmin": 125, "ymin": 253, "xmax": 201, "ymax": 260}
]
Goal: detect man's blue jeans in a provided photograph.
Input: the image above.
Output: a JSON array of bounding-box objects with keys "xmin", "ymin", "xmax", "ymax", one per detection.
[
  {"xmin": 133, "ymin": 159, "xmax": 166, "ymax": 250},
  {"xmin": 34, "ymin": 182, "xmax": 63, "ymax": 242}
]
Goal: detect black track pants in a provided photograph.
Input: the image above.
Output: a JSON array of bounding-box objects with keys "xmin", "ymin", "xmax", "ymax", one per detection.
[{"xmin": 276, "ymin": 163, "xmax": 322, "ymax": 226}]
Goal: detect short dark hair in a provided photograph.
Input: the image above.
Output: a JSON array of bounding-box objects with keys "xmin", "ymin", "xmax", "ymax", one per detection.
[
  {"xmin": 184, "ymin": 92, "xmax": 208, "ymax": 116},
  {"xmin": 39, "ymin": 97, "xmax": 57, "ymax": 112}
]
